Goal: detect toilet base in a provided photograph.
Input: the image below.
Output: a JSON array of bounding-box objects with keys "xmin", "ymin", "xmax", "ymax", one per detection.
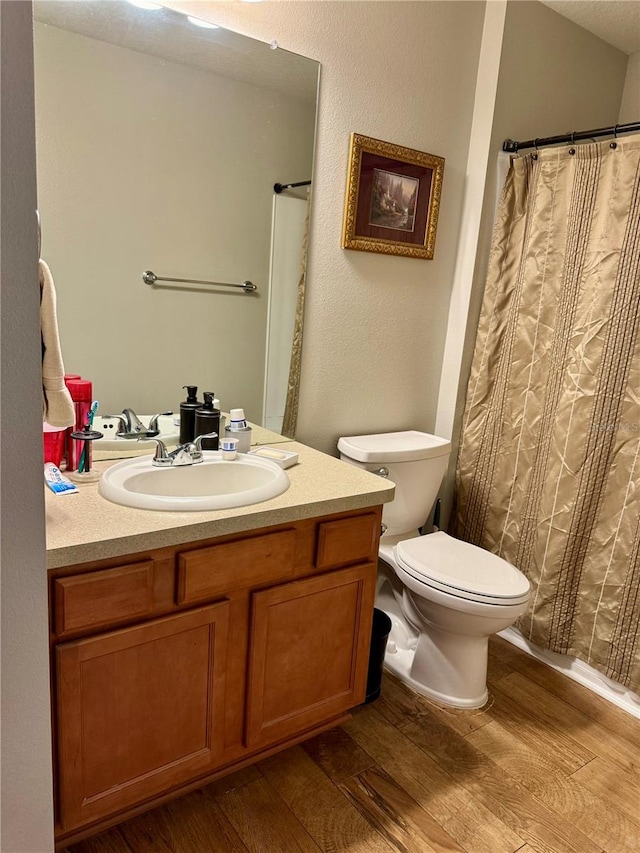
[
  {"xmin": 376, "ymin": 565, "xmax": 495, "ymax": 709},
  {"xmin": 383, "ymin": 611, "xmax": 489, "ymax": 709}
]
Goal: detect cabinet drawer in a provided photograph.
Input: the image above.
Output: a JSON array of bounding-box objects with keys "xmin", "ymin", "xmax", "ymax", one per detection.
[
  {"xmin": 54, "ymin": 562, "xmax": 154, "ymax": 636},
  {"xmin": 177, "ymin": 529, "xmax": 296, "ymax": 604},
  {"xmin": 315, "ymin": 513, "xmax": 379, "ymax": 571}
]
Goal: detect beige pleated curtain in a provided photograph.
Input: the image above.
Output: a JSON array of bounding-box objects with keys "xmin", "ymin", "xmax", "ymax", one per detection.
[
  {"xmin": 455, "ymin": 134, "xmax": 640, "ymax": 691},
  {"xmin": 281, "ymin": 201, "xmax": 310, "ymax": 440}
]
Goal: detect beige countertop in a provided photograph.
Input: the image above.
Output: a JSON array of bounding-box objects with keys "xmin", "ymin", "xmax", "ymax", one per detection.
[{"xmin": 46, "ymin": 441, "xmax": 395, "ymax": 569}]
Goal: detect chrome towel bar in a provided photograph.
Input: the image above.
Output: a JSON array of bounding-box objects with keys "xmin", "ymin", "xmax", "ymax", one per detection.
[{"xmin": 142, "ymin": 270, "xmax": 257, "ymax": 293}]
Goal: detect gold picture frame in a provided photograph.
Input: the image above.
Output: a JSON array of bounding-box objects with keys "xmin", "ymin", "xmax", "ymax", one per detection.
[{"xmin": 342, "ymin": 133, "xmax": 445, "ymax": 260}]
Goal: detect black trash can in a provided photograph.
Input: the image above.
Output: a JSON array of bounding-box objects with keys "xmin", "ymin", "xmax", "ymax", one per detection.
[{"xmin": 365, "ymin": 608, "xmax": 392, "ymax": 704}]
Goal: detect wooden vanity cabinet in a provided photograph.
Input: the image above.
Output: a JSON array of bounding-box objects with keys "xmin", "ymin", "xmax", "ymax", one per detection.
[{"xmin": 49, "ymin": 507, "xmax": 381, "ymax": 846}]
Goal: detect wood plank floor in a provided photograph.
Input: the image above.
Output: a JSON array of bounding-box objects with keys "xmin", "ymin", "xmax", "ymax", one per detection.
[{"xmin": 66, "ymin": 636, "xmax": 640, "ymax": 853}]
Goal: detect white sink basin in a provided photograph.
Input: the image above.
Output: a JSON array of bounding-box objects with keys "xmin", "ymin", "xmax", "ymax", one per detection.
[
  {"xmin": 93, "ymin": 415, "xmax": 179, "ymax": 454},
  {"xmin": 99, "ymin": 451, "xmax": 290, "ymax": 511}
]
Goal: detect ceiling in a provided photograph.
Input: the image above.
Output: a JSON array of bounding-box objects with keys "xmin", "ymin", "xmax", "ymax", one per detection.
[{"xmin": 541, "ymin": 0, "xmax": 640, "ymax": 54}]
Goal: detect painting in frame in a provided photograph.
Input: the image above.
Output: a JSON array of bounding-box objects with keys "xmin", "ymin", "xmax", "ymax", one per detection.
[{"xmin": 342, "ymin": 133, "xmax": 445, "ymax": 260}]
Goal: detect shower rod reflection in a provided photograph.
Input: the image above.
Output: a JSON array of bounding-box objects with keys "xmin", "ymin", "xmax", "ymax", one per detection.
[
  {"xmin": 503, "ymin": 119, "xmax": 640, "ymax": 153},
  {"xmin": 142, "ymin": 271, "xmax": 257, "ymax": 293},
  {"xmin": 273, "ymin": 180, "xmax": 311, "ymax": 194}
]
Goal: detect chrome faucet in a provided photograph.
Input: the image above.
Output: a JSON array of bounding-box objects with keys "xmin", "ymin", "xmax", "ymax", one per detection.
[
  {"xmin": 104, "ymin": 409, "xmax": 173, "ymax": 439},
  {"xmin": 122, "ymin": 408, "xmax": 148, "ymax": 434},
  {"xmin": 145, "ymin": 432, "xmax": 218, "ymax": 467}
]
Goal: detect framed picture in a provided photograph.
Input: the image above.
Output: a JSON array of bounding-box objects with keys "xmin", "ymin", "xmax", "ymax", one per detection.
[{"xmin": 342, "ymin": 133, "xmax": 445, "ymax": 260}]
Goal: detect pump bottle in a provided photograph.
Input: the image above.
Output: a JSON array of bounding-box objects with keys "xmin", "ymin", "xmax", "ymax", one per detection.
[
  {"xmin": 194, "ymin": 392, "xmax": 221, "ymax": 450},
  {"xmin": 179, "ymin": 385, "xmax": 200, "ymax": 444}
]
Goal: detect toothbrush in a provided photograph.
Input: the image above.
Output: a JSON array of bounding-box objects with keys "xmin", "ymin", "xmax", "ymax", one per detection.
[
  {"xmin": 88, "ymin": 400, "xmax": 99, "ymax": 428},
  {"xmin": 79, "ymin": 401, "xmax": 99, "ymax": 473}
]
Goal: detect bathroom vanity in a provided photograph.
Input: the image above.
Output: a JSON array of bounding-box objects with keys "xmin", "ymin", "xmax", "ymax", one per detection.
[{"xmin": 46, "ymin": 441, "xmax": 393, "ymax": 848}]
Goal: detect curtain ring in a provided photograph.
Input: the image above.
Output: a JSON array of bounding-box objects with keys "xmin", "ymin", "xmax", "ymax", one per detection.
[
  {"xmin": 532, "ymin": 139, "xmax": 539, "ymax": 161},
  {"xmin": 611, "ymin": 124, "xmax": 619, "ymax": 149}
]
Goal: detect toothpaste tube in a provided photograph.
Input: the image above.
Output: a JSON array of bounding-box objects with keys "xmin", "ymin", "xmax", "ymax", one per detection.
[{"xmin": 44, "ymin": 463, "xmax": 78, "ymax": 495}]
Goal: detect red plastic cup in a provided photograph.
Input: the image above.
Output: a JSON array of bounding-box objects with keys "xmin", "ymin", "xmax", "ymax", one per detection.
[
  {"xmin": 43, "ymin": 424, "xmax": 66, "ymax": 467},
  {"xmin": 65, "ymin": 378, "xmax": 93, "ymax": 472}
]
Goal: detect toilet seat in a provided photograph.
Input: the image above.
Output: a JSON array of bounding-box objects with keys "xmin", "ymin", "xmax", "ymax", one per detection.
[{"xmin": 395, "ymin": 531, "xmax": 530, "ymax": 606}]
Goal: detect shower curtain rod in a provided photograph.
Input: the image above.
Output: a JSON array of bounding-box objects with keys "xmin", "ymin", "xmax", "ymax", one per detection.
[
  {"xmin": 273, "ymin": 180, "xmax": 311, "ymax": 194},
  {"xmin": 503, "ymin": 119, "xmax": 640, "ymax": 153}
]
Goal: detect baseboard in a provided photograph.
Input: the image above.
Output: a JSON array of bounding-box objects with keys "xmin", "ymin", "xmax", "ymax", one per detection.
[{"xmin": 498, "ymin": 627, "xmax": 640, "ymax": 720}]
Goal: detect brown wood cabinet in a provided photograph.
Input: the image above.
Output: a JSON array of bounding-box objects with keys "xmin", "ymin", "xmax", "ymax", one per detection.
[
  {"xmin": 49, "ymin": 506, "xmax": 382, "ymax": 848},
  {"xmin": 246, "ymin": 565, "xmax": 374, "ymax": 748},
  {"xmin": 56, "ymin": 603, "xmax": 229, "ymax": 829}
]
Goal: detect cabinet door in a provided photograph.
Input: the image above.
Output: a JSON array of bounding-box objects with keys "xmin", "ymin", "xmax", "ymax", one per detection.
[
  {"xmin": 245, "ymin": 564, "xmax": 375, "ymax": 748},
  {"xmin": 56, "ymin": 601, "xmax": 229, "ymax": 831}
]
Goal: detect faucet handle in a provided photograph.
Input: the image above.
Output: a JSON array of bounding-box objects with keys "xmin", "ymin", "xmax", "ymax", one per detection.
[
  {"xmin": 143, "ymin": 437, "xmax": 173, "ymax": 466},
  {"xmin": 170, "ymin": 433, "xmax": 217, "ymax": 466},
  {"xmin": 148, "ymin": 411, "xmax": 173, "ymax": 433},
  {"xmin": 193, "ymin": 432, "xmax": 218, "ymax": 452}
]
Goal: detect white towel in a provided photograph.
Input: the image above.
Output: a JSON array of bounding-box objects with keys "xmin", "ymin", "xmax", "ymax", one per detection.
[{"xmin": 40, "ymin": 259, "xmax": 75, "ymax": 427}]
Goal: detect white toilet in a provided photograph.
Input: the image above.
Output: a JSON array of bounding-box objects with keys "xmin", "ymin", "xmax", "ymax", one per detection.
[{"xmin": 338, "ymin": 430, "xmax": 530, "ymax": 709}]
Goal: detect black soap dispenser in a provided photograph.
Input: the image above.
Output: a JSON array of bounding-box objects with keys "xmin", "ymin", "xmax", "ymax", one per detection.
[
  {"xmin": 179, "ymin": 385, "xmax": 201, "ymax": 445},
  {"xmin": 194, "ymin": 391, "xmax": 220, "ymax": 450}
]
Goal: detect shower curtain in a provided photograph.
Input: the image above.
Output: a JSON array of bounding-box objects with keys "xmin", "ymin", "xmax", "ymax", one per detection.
[
  {"xmin": 455, "ymin": 134, "xmax": 640, "ymax": 692},
  {"xmin": 281, "ymin": 201, "xmax": 309, "ymax": 439}
]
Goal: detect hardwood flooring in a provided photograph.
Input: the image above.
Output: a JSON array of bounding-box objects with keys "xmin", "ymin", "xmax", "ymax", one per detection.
[{"xmin": 66, "ymin": 636, "xmax": 640, "ymax": 853}]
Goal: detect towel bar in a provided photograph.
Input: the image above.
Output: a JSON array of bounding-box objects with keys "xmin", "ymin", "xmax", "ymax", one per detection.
[{"xmin": 143, "ymin": 270, "xmax": 257, "ymax": 293}]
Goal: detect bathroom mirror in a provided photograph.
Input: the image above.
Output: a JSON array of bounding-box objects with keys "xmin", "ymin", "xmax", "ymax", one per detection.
[{"xmin": 33, "ymin": 0, "xmax": 319, "ymax": 438}]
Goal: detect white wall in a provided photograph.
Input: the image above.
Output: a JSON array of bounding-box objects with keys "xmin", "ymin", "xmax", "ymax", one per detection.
[
  {"xmin": 0, "ymin": 4, "xmax": 56, "ymax": 851},
  {"xmin": 34, "ymin": 22, "xmax": 316, "ymax": 421},
  {"xmin": 168, "ymin": 0, "xmax": 487, "ymax": 454},
  {"xmin": 620, "ymin": 51, "xmax": 640, "ymax": 123}
]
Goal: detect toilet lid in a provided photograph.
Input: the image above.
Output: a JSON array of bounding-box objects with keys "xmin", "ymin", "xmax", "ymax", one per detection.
[
  {"xmin": 338, "ymin": 431, "xmax": 450, "ymax": 463},
  {"xmin": 395, "ymin": 532, "xmax": 530, "ymax": 605}
]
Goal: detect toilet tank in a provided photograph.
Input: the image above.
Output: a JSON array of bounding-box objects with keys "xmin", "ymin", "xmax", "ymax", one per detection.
[{"xmin": 338, "ymin": 431, "xmax": 451, "ymax": 535}]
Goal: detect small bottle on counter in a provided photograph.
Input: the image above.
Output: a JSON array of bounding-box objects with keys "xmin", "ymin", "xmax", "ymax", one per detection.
[
  {"xmin": 179, "ymin": 385, "xmax": 200, "ymax": 445},
  {"xmin": 194, "ymin": 392, "xmax": 220, "ymax": 450},
  {"xmin": 225, "ymin": 408, "xmax": 252, "ymax": 453}
]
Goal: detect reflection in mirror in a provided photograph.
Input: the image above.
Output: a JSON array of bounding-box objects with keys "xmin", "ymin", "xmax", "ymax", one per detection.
[{"xmin": 33, "ymin": 1, "xmax": 319, "ymax": 437}]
